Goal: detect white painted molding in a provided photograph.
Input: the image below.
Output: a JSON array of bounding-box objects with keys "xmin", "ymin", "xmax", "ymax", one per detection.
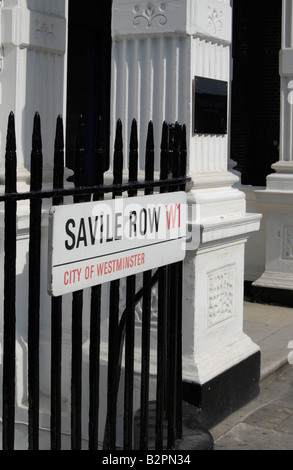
[
  {"xmin": 112, "ymin": 0, "xmax": 232, "ymax": 45},
  {"xmin": 1, "ymin": 6, "xmax": 66, "ymax": 54},
  {"xmin": 280, "ymin": 48, "xmax": 293, "ymax": 76}
]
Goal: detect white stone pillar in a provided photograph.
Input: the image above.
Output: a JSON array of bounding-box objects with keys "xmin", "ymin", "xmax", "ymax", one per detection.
[
  {"xmin": 253, "ymin": 0, "xmax": 293, "ymax": 300},
  {"xmin": 0, "ymin": 1, "xmax": 70, "ymax": 448},
  {"xmin": 0, "ymin": 0, "xmax": 68, "ymax": 187},
  {"xmin": 111, "ymin": 0, "xmax": 261, "ymax": 427}
]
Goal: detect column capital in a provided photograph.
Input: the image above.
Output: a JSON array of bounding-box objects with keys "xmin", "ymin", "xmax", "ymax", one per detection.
[
  {"xmin": 112, "ymin": 0, "xmax": 232, "ymax": 45},
  {"xmin": 1, "ymin": 1, "xmax": 66, "ymax": 54}
]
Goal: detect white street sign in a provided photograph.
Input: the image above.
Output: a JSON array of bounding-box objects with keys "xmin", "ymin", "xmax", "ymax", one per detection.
[{"xmin": 48, "ymin": 192, "xmax": 187, "ymax": 296}]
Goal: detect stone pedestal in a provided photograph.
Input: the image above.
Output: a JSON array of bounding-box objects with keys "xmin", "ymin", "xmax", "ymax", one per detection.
[{"xmin": 111, "ymin": 0, "xmax": 261, "ymax": 428}]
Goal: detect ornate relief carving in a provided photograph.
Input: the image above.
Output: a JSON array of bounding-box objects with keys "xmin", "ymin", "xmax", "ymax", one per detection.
[
  {"xmin": 207, "ymin": 266, "xmax": 234, "ymax": 328},
  {"xmin": 135, "ymin": 284, "xmax": 158, "ymax": 324},
  {"xmin": 119, "ymin": 274, "xmax": 158, "ymax": 325},
  {"xmin": 283, "ymin": 226, "xmax": 293, "ymax": 260},
  {"xmin": 133, "ymin": 3, "xmax": 167, "ymax": 28},
  {"xmin": 207, "ymin": 6, "xmax": 223, "ymax": 34},
  {"xmin": 34, "ymin": 21, "xmax": 55, "ymax": 45}
]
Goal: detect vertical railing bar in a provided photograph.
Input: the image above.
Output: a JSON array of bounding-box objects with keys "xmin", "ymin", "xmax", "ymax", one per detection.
[
  {"xmin": 124, "ymin": 119, "xmax": 138, "ymax": 450},
  {"xmin": 167, "ymin": 262, "xmax": 179, "ymax": 449},
  {"xmin": 176, "ymin": 124, "xmax": 187, "ymax": 440},
  {"xmin": 176, "ymin": 261, "xmax": 183, "ymax": 440},
  {"xmin": 28, "ymin": 112, "xmax": 43, "ymax": 450},
  {"xmin": 88, "ymin": 285, "xmax": 102, "ymax": 449},
  {"xmin": 71, "ymin": 115, "xmax": 86, "ymax": 450},
  {"xmin": 140, "ymin": 121, "xmax": 154, "ymax": 450},
  {"xmin": 88, "ymin": 116, "xmax": 104, "ymax": 450},
  {"xmin": 50, "ymin": 115, "xmax": 64, "ymax": 450},
  {"xmin": 179, "ymin": 124, "xmax": 187, "ymax": 192},
  {"xmin": 166, "ymin": 122, "xmax": 181, "ymax": 449},
  {"xmin": 2, "ymin": 112, "xmax": 17, "ymax": 450},
  {"xmin": 103, "ymin": 119, "xmax": 123, "ymax": 450},
  {"xmin": 156, "ymin": 121, "xmax": 169, "ymax": 450}
]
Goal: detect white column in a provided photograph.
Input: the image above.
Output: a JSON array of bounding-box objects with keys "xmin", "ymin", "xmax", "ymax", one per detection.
[
  {"xmin": 0, "ymin": 1, "xmax": 70, "ymax": 449},
  {"xmin": 111, "ymin": 0, "xmax": 261, "ymax": 416},
  {"xmin": 254, "ymin": 0, "xmax": 293, "ymax": 292},
  {"xmin": 0, "ymin": 0, "xmax": 68, "ymax": 187}
]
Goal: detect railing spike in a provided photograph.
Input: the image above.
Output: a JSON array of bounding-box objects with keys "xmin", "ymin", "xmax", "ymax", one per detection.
[
  {"xmin": 114, "ymin": 118, "xmax": 123, "ymax": 152},
  {"xmin": 30, "ymin": 112, "xmax": 43, "ymax": 192},
  {"xmin": 94, "ymin": 115, "xmax": 105, "ymax": 190},
  {"xmin": 32, "ymin": 112, "xmax": 42, "ymax": 152},
  {"xmin": 160, "ymin": 121, "xmax": 169, "ymax": 185},
  {"xmin": 145, "ymin": 121, "xmax": 154, "ymax": 193},
  {"xmin": 180, "ymin": 124, "xmax": 187, "ymax": 181},
  {"xmin": 53, "ymin": 116, "xmax": 64, "ymax": 195},
  {"xmin": 113, "ymin": 119, "xmax": 123, "ymax": 188},
  {"xmin": 6, "ymin": 112, "xmax": 17, "ymax": 152},
  {"xmin": 54, "ymin": 115, "xmax": 64, "ymax": 151},
  {"xmin": 146, "ymin": 120, "xmax": 154, "ymax": 151}
]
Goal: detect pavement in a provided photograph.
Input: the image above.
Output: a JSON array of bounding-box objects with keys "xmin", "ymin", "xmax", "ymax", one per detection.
[{"xmin": 211, "ymin": 301, "xmax": 293, "ymax": 450}]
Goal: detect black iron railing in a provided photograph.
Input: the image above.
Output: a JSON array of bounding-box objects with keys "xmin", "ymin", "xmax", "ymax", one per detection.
[{"xmin": 1, "ymin": 111, "xmax": 189, "ymax": 451}]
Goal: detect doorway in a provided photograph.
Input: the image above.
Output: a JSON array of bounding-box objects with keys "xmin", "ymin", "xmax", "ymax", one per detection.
[
  {"xmin": 66, "ymin": 0, "xmax": 112, "ymax": 183},
  {"xmin": 231, "ymin": 0, "xmax": 282, "ymax": 186}
]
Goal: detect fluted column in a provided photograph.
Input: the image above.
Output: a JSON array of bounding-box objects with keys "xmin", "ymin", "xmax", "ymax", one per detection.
[
  {"xmin": 254, "ymin": 0, "xmax": 293, "ymax": 296},
  {"xmin": 0, "ymin": 0, "xmax": 68, "ymax": 187},
  {"xmin": 268, "ymin": 0, "xmax": 293, "ymax": 188},
  {"xmin": 111, "ymin": 0, "xmax": 261, "ymax": 426}
]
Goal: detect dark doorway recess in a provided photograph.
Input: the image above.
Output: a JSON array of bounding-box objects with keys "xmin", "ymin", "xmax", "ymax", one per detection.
[
  {"xmin": 231, "ymin": 0, "xmax": 282, "ymax": 186},
  {"xmin": 66, "ymin": 0, "xmax": 113, "ymax": 183}
]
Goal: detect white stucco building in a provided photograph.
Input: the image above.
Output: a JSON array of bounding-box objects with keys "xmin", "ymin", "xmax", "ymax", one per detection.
[{"xmin": 0, "ymin": 0, "xmax": 291, "ymax": 449}]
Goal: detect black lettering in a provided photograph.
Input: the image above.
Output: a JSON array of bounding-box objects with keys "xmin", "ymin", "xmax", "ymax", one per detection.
[
  {"xmin": 129, "ymin": 211, "xmax": 137, "ymax": 237},
  {"xmin": 139, "ymin": 208, "xmax": 147, "ymax": 235},
  {"xmin": 76, "ymin": 218, "xmax": 87, "ymax": 248},
  {"xmin": 114, "ymin": 212, "xmax": 123, "ymax": 240},
  {"xmin": 106, "ymin": 214, "xmax": 113, "ymax": 242},
  {"xmin": 88, "ymin": 216, "xmax": 99, "ymax": 245},
  {"xmin": 149, "ymin": 207, "xmax": 161, "ymax": 233},
  {"xmin": 65, "ymin": 219, "xmax": 76, "ymax": 250},
  {"xmin": 100, "ymin": 214, "xmax": 104, "ymax": 243}
]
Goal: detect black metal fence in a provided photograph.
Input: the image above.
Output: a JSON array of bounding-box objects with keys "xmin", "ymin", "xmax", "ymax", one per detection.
[{"xmin": 0, "ymin": 111, "xmax": 188, "ymax": 450}]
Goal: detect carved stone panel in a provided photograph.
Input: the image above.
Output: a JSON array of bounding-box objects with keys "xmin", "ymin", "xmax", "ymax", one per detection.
[
  {"xmin": 207, "ymin": 265, "xmax": 234, "ymax": 328},
  {"xmin": 283, "ymin": 226, "xmax": 293, "ymax": 261},
  {"xmin": 112, "ymin": 0, "xmax": 232, "ymax": 44}
]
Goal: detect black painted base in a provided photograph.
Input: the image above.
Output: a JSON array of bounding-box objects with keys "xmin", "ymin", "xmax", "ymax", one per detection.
[
  {"xmin": 182, "ymin": 351, "xmax": 261, "ymax": 429},
  {"xmin": 133, "ymin": 401, "xmax": 214, "ymax": 450},
  {"xmin": 245, "ymin": 281, "xmax": 293, "ymax": 308}
]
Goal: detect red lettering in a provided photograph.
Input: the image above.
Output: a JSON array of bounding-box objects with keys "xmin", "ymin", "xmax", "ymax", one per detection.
[
  {"xmin": 116, "ymin": 259, "xmax": 122, "ymax": 271},
  {"xmin": 97, "ymin": 263, "xmax": 105, "ymax": 276},
  {"xmin": 166, "ymin": 204, "xmax": 180, "ymax": 229}
]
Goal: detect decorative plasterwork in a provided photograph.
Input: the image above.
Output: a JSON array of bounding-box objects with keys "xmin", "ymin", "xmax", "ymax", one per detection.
[
  {"xmin": 133, "ymin": 3, "xmax": 168, "ymax": 28},
  {"xmin": 1, "ymin": 7, "xmax": 66, "ymax": 54},
  {"xmin": 34, "ymin": 21, "xmax": 55, "ymax": 46},
  {"xmin": 207, "ymin": 6, "xmax": 223, "ymax": 34},
  {"xmin": 112, "ymin": 0, "xmax": 232, "ymax": 44},
  {"xmin": 283, "ymin": 226, "xmax": 293, "ymax": 261},
  {"xmin": 207, "ymin": 265, "xmax": 234, "ymax": 328}
]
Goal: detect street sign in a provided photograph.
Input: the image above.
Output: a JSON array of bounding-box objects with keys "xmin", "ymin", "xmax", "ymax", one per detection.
[{"xmin": 48, "ymin": 192, "xmax": 187, "ymax": 296}]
